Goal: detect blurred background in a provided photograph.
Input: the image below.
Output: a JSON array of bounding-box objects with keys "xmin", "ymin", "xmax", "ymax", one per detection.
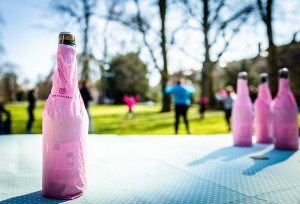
[{"xmin": 0, "ymin": 0, "xmax": 299, "ymax": 134}]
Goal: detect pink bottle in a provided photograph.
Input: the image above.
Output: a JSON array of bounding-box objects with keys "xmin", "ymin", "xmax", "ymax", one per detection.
[
  {"xmin": 254, "ymin": 73, "xmax": 273, "ymax": 143},
  {"xmin": 232, "ymin": 72, "xmax": 254, "ymax": 146},
  {"xmin": 42, "ymin": 32, "xmax": 88, "ymax": 199},
  {"xmin": 273, "ymin": 68, "xmax": 299, "ymax": 150}
]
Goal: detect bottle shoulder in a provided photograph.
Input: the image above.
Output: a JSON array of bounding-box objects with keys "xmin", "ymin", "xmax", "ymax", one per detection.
[{"xmin": 254, "ymin": 97, "xmax": 272, "ymax": 106}]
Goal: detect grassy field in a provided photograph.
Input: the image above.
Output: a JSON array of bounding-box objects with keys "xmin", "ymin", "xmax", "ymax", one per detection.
[
  {"xmin": 6, "ymin": 102, "xmax": 230, "ymax": 135},
  {"xmin": 5, "ymin": 102, "xmax": 300, "ymax": 135}
]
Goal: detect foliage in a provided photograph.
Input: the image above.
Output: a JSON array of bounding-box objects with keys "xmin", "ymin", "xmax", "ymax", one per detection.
[
  {"xmin": 15, "ymin": 90, "xmax": 26, "ymax": 101},
  {"xmin": 36, "ymin": 69, "xmax": 54, "ymax": 100},
  {"xmin": 146, "ymin": 85, "xmax": 161, "ymax": 102},
  {"xmin": 170, "ymin": 70, "xmax": 200, "ymax": 84},
  {"xmin": 146, "ymin": 69, "xmax": 201, "ymax": 103},
  {"xmin": 221, "ymin": 59, "xmax": 260, "ymax": 89},
  {"xmin": 103, "ymin": 52, "xmax": 149, "ymax": 104},
  {"xmin": 0, "ymin": 62, "xmax": 20, "ymax": 102}
]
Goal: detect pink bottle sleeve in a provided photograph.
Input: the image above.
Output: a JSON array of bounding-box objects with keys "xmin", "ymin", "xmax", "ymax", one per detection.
[
  {"xmin": 42, "ymin": 44, "xmax": 88, "ymax": 199},
  {"xmin": 232, "ymin": 78, "xmax": 254, "ymax": 146},
  {"xmin": 254, "ymin": 82, "xmax": 273, "ymax": 143},
  {"xmin": 273, "ymin": 79, "xmax": 298, "ymax": 150}
]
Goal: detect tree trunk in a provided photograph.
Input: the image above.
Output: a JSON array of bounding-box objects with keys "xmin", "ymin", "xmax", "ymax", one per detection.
[
  {"xmin": 159, "ymin": 0, "xmax": 171, "ymax": 112},
  {"xmin": 161, "ymin": 72, "xmax": 171, "ymax": 112},
  {"xmin": 265, "ymin": 0, "xmax": 277, "ymax": 97},
  {"xmin": 81, "ymin": 53, "xmax": 90, "ymax": 81},
  {"xmin": 202, "ymin": 61, "xmax": 216, "ymax": 107},
  {"xmin": 200, "ymin": 0, "xmax": 216, "ymax": 107},
  {"xmin": 81, "ymin": 0, "xmax": 90, "ymax": 81}
]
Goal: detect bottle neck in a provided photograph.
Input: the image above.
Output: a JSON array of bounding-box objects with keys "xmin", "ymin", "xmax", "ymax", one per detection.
[
  {"xmin": 278, "ymin": 78, "xmax": 290, "ymax": 94},
  {"xmin": 51, "ymin": 44, "xmax": 78, "ymax": 96},
  {"xmin": 237, "ymin": 79, "xmax": 249, "ymax": 96},
  {"xmin": 258, "ymin": 82, "xmax": 272, "ymax": 100}
]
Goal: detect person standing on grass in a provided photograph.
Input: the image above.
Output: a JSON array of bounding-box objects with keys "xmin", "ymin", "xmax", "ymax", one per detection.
[
  {"xmin": 26, "ymin": 88, "xmax": 37, "ymax": 134},
  {"xmin": 80, "ymin": 80, "xmax": 93, "ymax": 133},
  {"xmin": 165, "ymin": 79, "xmax": 195, "ymax": 134},
  {"xmin": 216, "ymin": 86, "xmax": 236, "ymax": 131}
]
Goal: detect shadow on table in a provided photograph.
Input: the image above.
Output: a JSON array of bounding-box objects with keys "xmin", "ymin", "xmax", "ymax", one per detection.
[
  {"xmin": 0, "ymin": 191, "xmax": 66, "ymax": 204},
  {"xmin": 243, "ymin": 148, "xmax": 295, "ymax": 176},
  {"xmin": 188, "ymin": 144, "xmax": 268, "ymax": 166}
]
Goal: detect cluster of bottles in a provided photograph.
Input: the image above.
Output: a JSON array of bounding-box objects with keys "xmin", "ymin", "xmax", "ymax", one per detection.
[{"xmin": 232, "ymin": 68, "xmax": 299, "ymax": 150}]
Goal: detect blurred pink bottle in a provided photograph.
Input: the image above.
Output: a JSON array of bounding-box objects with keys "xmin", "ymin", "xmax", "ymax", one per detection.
[
  {"xmin": 42, "ymin": 32, "xmax": 88, "ymax": 199},
  {"xmin": 254, "ymin": 73, "xmax": 273, "ymax": 143},
  {"xmin": 273, "ymin": 68, "xmax": 298, "ymax": 150},
  {"xmin": 232, "ymin": 72, "xmax": 254, "ymax": 146}
]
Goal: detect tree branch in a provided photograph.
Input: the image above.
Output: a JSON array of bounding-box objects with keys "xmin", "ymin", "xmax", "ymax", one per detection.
[
  {"xmin": 134, "ymin": 0, "xmax": 161, "ymax": 72},
  {"xmin": 169, "ymin": 17, "xmax": 189, "ymax": 45},
  {"xmin": 173, "ymin": 42, "xmax": 203, "ymax": 64},
  {"xmin": 50, "ymin": 0, "xmax": 82, "ymax": 23},
  {"xmin": 216, "ymin": 15, "xmax": 250, "ymax": 60},
  {"xmin": 211, "ymin": 4, "xmax": 254, "ymax": 46},
  {"xmin": 180, "ymin": 0, "xmax": 203, "ymax": 23},
  {"xmin": 257, "ymin": 0, "xmax": 267, "ymax": 23},
  {"xmin": 210, "ymin": 0, "xmax": 225, "ymax": 25}
]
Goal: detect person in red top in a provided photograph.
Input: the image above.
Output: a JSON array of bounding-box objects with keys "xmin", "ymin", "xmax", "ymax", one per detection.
[
  {"xmin": 123, "ymin": 95, "xmax": 139, "ymax": 118},
  {"xmin": 199, "ymin": 96, "xmax": 209, "ymax": 119}
]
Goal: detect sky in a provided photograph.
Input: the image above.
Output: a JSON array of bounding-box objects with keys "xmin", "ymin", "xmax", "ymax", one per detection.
[{"xmin": 1, "ymin": 0, "xmax": 300, "ymax": 88}]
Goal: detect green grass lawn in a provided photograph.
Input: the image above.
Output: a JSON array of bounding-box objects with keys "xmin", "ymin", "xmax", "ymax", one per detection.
[{"xmin": 5, "ymin": 102, "xmax": 300, "ymax": 135}]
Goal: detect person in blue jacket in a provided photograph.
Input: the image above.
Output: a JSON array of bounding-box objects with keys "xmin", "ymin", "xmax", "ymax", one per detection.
[{"xmin": 165, "ymin": 79, "xmax": 195, "ymax": 134}]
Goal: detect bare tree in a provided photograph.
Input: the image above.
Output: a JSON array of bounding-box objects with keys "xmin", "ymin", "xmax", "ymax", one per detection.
[
  {"xmin": 50, "ymin": 0, "xmax": 98, "ymax": 80},
  {"xmin": 133, "ymin": 0, "xmax": 171, "ymax": 111},
  {"xmin": 102, "ymin": 0, "xmax": 172, "ymax": 111},
  {"xmin": 256, "ymin": 0, "xmax": 277, "ymax": 96},
  {"xmin": 96, "ymin": 20, "xmax": 110, "ymax": 104},
  {"xmin": 180, "ymin": 0, "xmax": 254, "ymax": 106}
]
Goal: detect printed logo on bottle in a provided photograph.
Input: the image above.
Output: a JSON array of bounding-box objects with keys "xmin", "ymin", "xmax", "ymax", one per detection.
[
  {"xmin": 52, "ymin": 141, "xmax": 79, "ymax": 171},
  {"xmin": 59, "ymin": 88, "xmax": 66, "ymax": 94}
]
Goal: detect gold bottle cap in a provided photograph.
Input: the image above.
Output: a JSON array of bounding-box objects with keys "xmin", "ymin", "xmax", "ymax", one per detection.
[{"xmin": 58, "ymin": 32, "xmax": 76, "ymax": 47}]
